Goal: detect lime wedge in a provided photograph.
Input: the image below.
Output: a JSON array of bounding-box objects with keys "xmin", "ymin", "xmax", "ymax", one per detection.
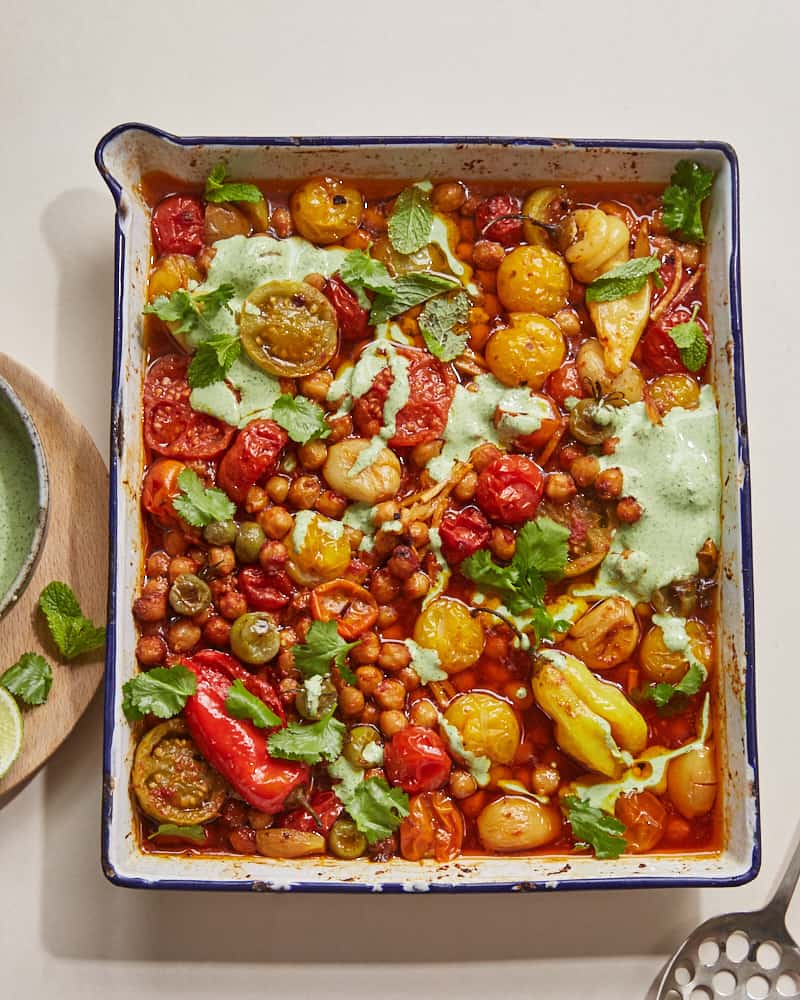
[{"xmin": 0, "ymin": 687, "xmax": 23, "ymax": 779}]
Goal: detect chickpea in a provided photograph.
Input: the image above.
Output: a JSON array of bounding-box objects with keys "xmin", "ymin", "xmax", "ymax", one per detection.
[
  {"xmin": 408, "ymin": 521, "xmax": 429, "ymax": 548},
  {"xmin": 602, "ymin": 436, "xmax": 619, "ymax": 456},
  {"xmin": 558, "ymin": 442, "xmax": 585, "ymax": 470},
  {"xmin": 472, "ymin": 240, "xmax": 505, "ymax": 270},
  {"xmin": 136, "ymin": 634, "xmax": 166, "ymax": 666},
  {"xmin": 297, "ymin": 370, "xmax": 332, "ymax": 402},
  {"xmin": 356, "ymin": 665, "xmax": 383, "ymax": 697},
  {"xmin": 270, "ymin": 206, "xmax": 293, "ymax": 238},
  {"xmin": 163, "ymin": 530, "xmax": 188, "ymax": 556},
  {"xmin": 360, "ymin": 703, "xmax": 381, "ymax": 726},
  {"xmin": 403, "ymin": 571, "xmax": 430, "ymax": 601},
  {"xmin": 203, "ymin": 615, "xmax": 231, "ymax": 648},
  {"xmin": 133, "ymin": 585, "xmax": 168, "ymax": 623},
  {"xmin": 397, "ymin": 667, "xmax": 420, "ymax": 692},
  {"xmin": 570, "ymin": 454, "xmax": 600, "ymax": 487},
  {"xmin": 219, "ymin": 590, "xmax": 248, "ymax": 621},
  {"xmin": 259, "ymin": 540, "xmax": 288, "ymax": 569},
  {"xmin": 245, "ymin": 485, "xmax": 268, "ymax": 514},
  {"xmin": 595, "ymin": 467, "xmax": 623, "ymax": 500},
  {"xmin": 379, "ymin": 710, "xmax": 409, "ymax": 738},
  {"xmin": 410, "ymin": 440, "xmax": 442, "ymax": 466},
  {"xmin": 532, "ymin": 765, "xmax": 560, "ymax": 797},
  {"xmin": 371, "ymin": 569, "xmax": 400, "ymax": 603},
  {"xmin": 276, "ymin": 650, "xmax": 297, "ymax": 678},
  {"xmin": 431, "ymin": 181, "xmax": 466, "ymax": 213},
  {"xmin": 339, "ymin": 686, "xmax": 366, "ymax": 718},
  {"xmin": 167, "ymin": 619, "xmax": 202, "ymax": 653},
  {"xmin": 470, "ymin": 442, "xmax": 502, "ymax": 472},
  {"xmin": 351, "ymin": 632, "xmax": 380, "ymax": 665},
  {"xmin": 554, "ymin": 307, "xmax": 581, "ymax": 337},
  {"xmin": 476, "ymin": 797, "xmax": 562, "ymax": 852},
  {"xmin": 146, "ymin": 551, "xmax": 170, "ymax": 577},
  {"xmin": 279, "ymin": 626, "xmax": 298, "ymax": 650},
  {"xmin": 326, "ymin": 413, "xmax": 353, "ymax": 444},
  {"xmin": 668, "ymin": 746, "xmax": 717, "ymax": 819},
  {"xmin": 387, "ymin": 545, "xmax": 420, "ymax": 581},
  {"xmin": 617, "ymin": 497, "xmax": 643, "ymax": 524},
  {"xmin": 377, "ymin": 604, "xmax": 399, "ymax": 629},
  {"xmin": 378, "ymin": 642, "xmax": 412, "ymax": 673},
  {"xmin": 258, "ymin": 505, "xmax": 293, "ymax": 540},
  {"xmin": 316, "ymin": 490, "xmax": 347, "ymax": 519},
  {"xmin": 544, "ymin": 472, "xmax": 576, "ymax": 504},
  {"xmin": 206, "ymin": 545, "xmax": 235, "ymax": 578},
  {"xmin": 489, "ymin": 526, "xmax": 516, "ymax": 562},
  {"xmin": 450, "ymin": 770, "xmax": 478, "ymax": 800},
  {"xmin": 373, "ymin": 500, "xmax": 401, "ymax": 526},
  {"xmin": 374, "ymin": 678, "xmax": 407, "ymax": 711},
  {"xmin": 410, "ymin": 699, "xmax": 439, "ymax": 729},
  {"xmin": 460, "ymin": 194, "xmax": 479, "ymax": 217},
  {"xmin": 265, "ymin": 476, "xmax": 290, "ymax": 503},
  {"xmin": 297, "ymin": 439, "xmax": 328, "ymax": 471},
  {"xmin": 453, "ymin": 469, "xmax": 478, "ymax": 502},
  {"xmin": 287, "ymin": 475, "xmax": 321, "ymax": 510},
  {"xmin": 168, "ymin": 555, "xmax": 197, "ymax": 584}
]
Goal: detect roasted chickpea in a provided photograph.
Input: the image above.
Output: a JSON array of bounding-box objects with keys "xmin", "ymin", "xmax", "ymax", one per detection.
[
  {"xmin": 486, "ymin": 314, "xmax": 566, "ymax": 389},
  {"xmin": 219, "ymin": 590, "xmax": 248, "ymax": 621},
  {"xmin": 167, "ymin": 619, "xmax": 202, "ymax": 653},
  {"xmin": 449, "ymin": 770, "xmax": 478, "ymax": 800},
  {"xmin": 265, "ymin": 476, "xmax": 290, "ymax": 503},
  {"xmin": 617, "ymin": 497, "xmax": 643, "ymax": 523},
  {"xmin": 245, "ymin": 485, "xmax": 268, "ymax": 514},
  {"xmin": 258, "ymin": 506, "xmax": 293, "ymax": 540},
  {"xmin": 168, "ymin": 555, "xmax": 197, "ymax": 584},
  {"xmin": 373, "ymin": 500, "xmax": 400, "ymax": 526},
  {"xmin": 379, "ymin": 710, "xmax": 409, "ymax": 738},
  {"xmin": 316, "ymin": 490, "xmax": 347, "ymax": 519},
  {"xmin": 290, "ymin": 176, "xmax": 363, "ymax": 243},
  {"xmin": 489, "ymin": 526, "xmax": 516, "ymax": 562},
  {"xmin": 146, "ymin": 551, "xmax": 170, "ymax": 577},
  {"xmin": 133, "ymin": 582, "xmax": 168, "ymax": 623},
  {"xmin": 453, "ymin": 469, "xmax": 478, "ymax": 502},
  {"xmin": 287, "ymin": 475, "xmax": 321, "ymax": 510},
  {"xmin": 408, "ymin": 520, "xmax": 429, "ymax": 547},
  {"xmin": 432, "ymin": 181, "xmax": 466, "ymax": 213},
  {"xmin": 378, "ymin": 642, "xmax": 412, "ymax": 673},
  {"xmin": 326, "ymin": 413, "xmax": 353, "ymax": 444},
  {"xmin": 297, "ymin": 370, "xmax": 333, "ymax": 402},
  {"xmin": 410, "ymin": 440, "xmax": 442, "ymax": 467},
  {"xmin": 532, "ymin": 765, "xmax": 560, "ymax": 797},
  {"xmin": 374, "ymin": 678, "xmax": 407, "ymax": 711},
  {"xmin": 371, "ymin": 569, "xmax": 400, "ymax": 603},
  {"xmin": 403, "ymin": 571, "xmax": 430, "ymax": 600},
  {"xmin": 377, "ymin": 604, "xmax": 399, "ymax": 629},
  {"xmin": 355, "ymin": 666, "xmax": 383, "ymax": 697},
  {"xmin": 472, "ymin": 240, "xmax": 505, "ymax": 270},
  {"xmin": 544, "ymin": 472, "xmax": 576, "ymax": 504},
  {"xmin": 351, "ymin": 631, "xmax": 380, "ymax": 665},
  {"xmin": 203, "ymin": 615, "xmax": 231, "ymax": 648},
  {"xmin": 136, "ymin": 634, "xmax": 166, "ymax": 666},
  {"xmin": 339, "ymin": 685, "xmax": 366, "ymax": 718},
  {"xmin": 409, "ymin": 699, "xmax": 438, "ymax": 729},
  {"xmin": 297, "ymin": 439, "xmax": 328, "ymax": 471},
  {"xmin": 553, "ymin": 307, "xmax": 581, "ymax": 337},
  {"xmin": 386, "ymin": 545, "xmax": 420, "ymax": 581},
  {"xmin": 595, "ymin": 467, "xmax": 624, "ymax": 500},
  {"xmin": 570, "ymin": 455, "xmax": 600, "ymax": 487},
  {"xmin": 470, "ymin": 443, "xmax": 502, "ymax": 472},
  {"xmin": 270, "ymin": 206, "xmax": 293, "ymax": 238}
]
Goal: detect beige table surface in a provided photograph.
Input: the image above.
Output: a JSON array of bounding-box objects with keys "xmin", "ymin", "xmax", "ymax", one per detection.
[{"xmin": 1, "ymin": 1, "xmax": 798, "ymax": 996}]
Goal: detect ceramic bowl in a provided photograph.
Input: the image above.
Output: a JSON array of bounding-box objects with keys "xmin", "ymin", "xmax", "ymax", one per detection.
[
  {"xmin": 0, "ymin": 374, "xmax": 49, "ymax": 619},
  {"xmin": 96, "ymin": 126, "xmax": 757, "ymax": 892}
]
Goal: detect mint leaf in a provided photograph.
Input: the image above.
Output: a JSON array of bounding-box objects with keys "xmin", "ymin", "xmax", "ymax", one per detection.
[
  {"xmin": 293, "ymin": 621, "xmax": 358, "ymax": 684},
  {"xmin": 39, "ymin": 581, "xmax": 106, "ymax": 660},
  {"xmin": 585, "ymin": 256, "xmax": 663, "ymax": 304},
  {"xmin": 369, "ymin": 273, "xmax": 460, "ymax": 325},
  {"xmin": 122, "ymin": 665, "xmax": 196, "ymax": 721},
  {"xmin": 267, "ymin": 709, "xmax": 345, "ymax": 765},
  {"xmin": 150, "ymin": 824, "xmax": 206, "ymax": 843},
  {"xmin": 418, "ymin": 291, "xmax": 470, "ymax": 361},
  {"xmin": 388, "ymin": 185, "xmax": 434, "ymax": 255},
  {"xmin": 338, "ymin": 250, "xmax": 394, "ymax": 309},
  {"xmin": 225, "ymin": 679, "xmax": 281, "ymax": 729},
  {"xmin": 662, "ymin": 160, "xmax": 715, "ymax": 243},
  {"xmin": 172, "ymin": 468, "xmax": 236, "ymax": 527},
  {"xmin": 187, "ymin": 333, "xmax": 242, "ymax": 388},
  {"xmin": 562, "ymin": 796, "xmax": 627, "ymax": 860},
  {"xmin": 144, "ymin": 284, "xmax": 235, "ymax": 337},
  {"xmin": 271, "ymin": 394, "xmax": 330, "ymax": 444},
  {"xmin": 668, "ymin": 305, "xmax": 708, "ymax": 372},
  {"xmin": 1, "ymin": 653, "xmax": 52, "ymax": 706},
  {"xmin": 205, "ymin": 163, "xmax": 264, "ymax": 204}
]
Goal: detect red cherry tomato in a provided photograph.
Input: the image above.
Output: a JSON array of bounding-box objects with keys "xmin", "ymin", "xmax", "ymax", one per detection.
[
  {"xmin": 239, "ymin": 565, "xmax": 294, "ymax": 611},
  {"xmin": 640, "ymin": 306, "xmax": 711, "ymax": 376},
  {"xmin": 152, "ymin": 195, "xmax": 205, "ymax": 256},
  {"xmin": 141, "ymin": 458, "xmax": 185, "ymax": 527},
  {"xmin": 439, "ymin": 507, "xmax": 491, "ymax": 563},
  {"xmin": 218, "ymin": 419, "xmax": 288, "ymax": 504},
  {"xmin": 352, "ymin": 347, "xmax": 456, "ymax": 447},
  {"xmin": 324, "ymin": 275, "xmax": 370, "ymax": 340},
  {"xmin": 475, "ymin": 194, "xmax": 523, "ymax": 246},
  {"xmin": 476, "ymin": 454, "xmax": 544, "ymax": 523},
  {"xmin": 144, "ymin": 355, "xmax": 235, "ymax": 459},
  {"xmin": 546, "ymin": 364, "xmax": 585, "ymax": 409},
  {"xmin": 280, "ymin": 790, "xmax": 343, "ymax": 834},
  {"xmin": 384, "ymin": 726, "xmax": 452, "ymax": 794},
  {"xmin": 495, "ymin": 391, "xmax": 561, "ymax": 452}
]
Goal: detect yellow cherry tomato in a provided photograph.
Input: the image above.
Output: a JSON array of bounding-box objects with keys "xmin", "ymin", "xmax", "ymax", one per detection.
[
  {"xmin": 647, "ymin": 374, "xmax": 701, "ymax": 416},
  {"xmin": 413, "ymin": 597, "xmax": 485, "ymax": 674},
  {"xmin": 443, "ymin": 692, "xmax": 521, "ymax": 765},
  {"xmin": 290, "ymin": 176, "xmax": 363, "ymax": 243},
  {"xmin": 485, "ymin": 313, "xmax": 566, "ymax": 389},
  {"xmin": 639, "ymin": 620, "xmax": 712, "ymax": 685},
  {"xmin": 148, "ymin": 254, "xmax": 202, "ymax": 302},
  {"xmin": 496, "ymin": 245, "xmax": 570, "ymax": 316},
  {"xmin": 286, "ymin": 512, "xmax": 352, "ymax": 586}
]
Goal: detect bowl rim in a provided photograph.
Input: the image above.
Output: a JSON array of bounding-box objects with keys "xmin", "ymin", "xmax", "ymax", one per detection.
[
  {"xmin": 95, "ymin": 126, "xmax": 758, "ymax": 892},
  {"xmin": 0, "ymin": 372, "xmax": 50, "ymax": 620}
]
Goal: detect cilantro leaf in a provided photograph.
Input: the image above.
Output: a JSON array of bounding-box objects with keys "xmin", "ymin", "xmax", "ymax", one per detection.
[
  {"xmin": 39, "ymin": 581, "xmax": 106, "ymax": 660},
  {"xmin": 662, "ymin": 160, "xmax": 715, "ymax": 243},
  {"xmin": 267, "ymin": 709, "xmax": 345, "ymax": 765},
  {"xmin": 271, "ymin": 394, "xmax": 330, "ymax": 444},
  {"xmin": 144, "ymin": 284, "xmax": 235, "ymax": 337},
  {"xmin": 562, "ymin": 796, "xmax": 627, "ymax": 860},
  {"xmin": 461, "ymin": 517, "xmax": 569, "ymax": 639},
  {"xmin": 418, "ymin": 291, "xmax": 470, "ymax": 361},
  {"xmin": 329, "ymin": 756, "xmax": 409, "ymax": 844},
  {"xmin": 369, "ymin": 273, "xmax": 460, "ymax": 325},
  {"xmin": 585, "ymin": 256, "xmax": 664, "ymax": 304},
  {"xmin": 187, "ymin": 333, "xmax": 242, "ymax": 388},
  {"xmin": 338, "ymin": 250, "xmax": 394, "ymax": 309},
  {"xmin": 293, "ymin": 621, "xmax": 358, "ymax": 684},
  {"xmin": 225, "ymin": 679, "xmax": 281, "ymax": 729},
  {"xmin": 205, "ymin": 163, "xmax": 264, "ymax": 204},
  {"xmin": 642, "ymin": 661, "xmax": 707, "ymax": 709},
  {"xmin": 667, "ymin": 305, "xmax": 708, "ymax": 372},
  {"xmin": 150, "ymin": 824, "xmax": 206, "ymax": 843},
  {"xmin": 388, "ymin": 185, "xmax": 434, "ymax": 255},
  {"xmin": 172, "ymin": 468, "xmax": 236, "ymax": 527},
  {"xmin": 122, "ymin": 665, "xmax": 196, "ymax": 721},
  {"xmin": 0, "ymin": 653, "xmax": 52, "ymax": 706}
]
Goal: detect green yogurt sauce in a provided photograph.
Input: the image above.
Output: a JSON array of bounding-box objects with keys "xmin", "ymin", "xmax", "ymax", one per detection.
[{"xmin": 0, "ymin": 404, "xmax": 40, "ymax": 600}]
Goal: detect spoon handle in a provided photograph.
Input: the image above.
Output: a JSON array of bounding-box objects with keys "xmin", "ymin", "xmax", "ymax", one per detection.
[{"xmin": 768, "ymin": 825, "xmax": 800, "ymax": 916}]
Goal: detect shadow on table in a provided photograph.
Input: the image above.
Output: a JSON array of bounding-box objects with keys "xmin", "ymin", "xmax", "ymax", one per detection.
[{"xmin": 41, "ymin": 696, "xmax": 701, "ymax": 964}]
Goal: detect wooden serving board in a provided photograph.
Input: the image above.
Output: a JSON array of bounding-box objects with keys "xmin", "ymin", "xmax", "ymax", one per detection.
[{"xmin": 0, "ymin": 353, "xmax": 108, "ymax": 799}]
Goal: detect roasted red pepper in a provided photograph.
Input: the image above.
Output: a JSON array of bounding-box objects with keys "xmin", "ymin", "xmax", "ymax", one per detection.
[{"xmin": 182, "ymin": 650, "xmax": 308, "ymax": 813}]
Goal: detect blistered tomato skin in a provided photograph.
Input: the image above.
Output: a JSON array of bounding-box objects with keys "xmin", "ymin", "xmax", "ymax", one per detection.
[
  {"xmin": 475, "ymin": 194, "xmax": 523, "ymax": 246},
  {"xmin": 141, "ymin": 458, "xmax": 185, "ymax": 527},
  {"xmin": 546, "ymin": 364, "xmax": 585, "ymax": 408},
  {"xmin": 476, "ymin": 455, "xmax": 544, "ymax": 523},
  {"xmin": 218, "ymin": 420, "xmax": 288, "ymax": 505},
  {"xmin": 239, "ymin": 565, "xmax": 294, "ymax": 611},
  {"xmin": 641, "ymin": 307, "xmax": 711, "ymax": 375},
  {"xmin": 152, "ymin": 196, "xmax": 205, "ymax": 257},
  {"xmin": 324, "ymin": 275, "xmax": 370, "ymax": 340},
  {"xmin": 385, "ymin": 726, "xmax": 452, "ymax": 793},
  {"xmin": 439, "ymin": 507, "xmax": 491, "ymax": 563}
]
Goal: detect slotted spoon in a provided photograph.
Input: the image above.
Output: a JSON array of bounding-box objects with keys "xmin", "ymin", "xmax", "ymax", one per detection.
[{"xmin": 649, "ymin": 832, "xmax": 800, "ymax": 999}]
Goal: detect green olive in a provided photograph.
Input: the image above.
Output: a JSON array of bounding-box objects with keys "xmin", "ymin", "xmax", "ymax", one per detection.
[
  {"xmin": 168, "ymin": 573, "xmax": 212, "ymax": 616},
  {"xmin": 327, "ymin": 818, "xmax": 367, "ymax": 860},
  {"xmin": 235, "ymin": 521, "xmax": 266, "ymax": 563},
  {"xmin": 568, "ymin": 398, "xmax": 613, "ymax": 446},
  {"xmin": 204, "ymin": 520, "xmax": 239, "ymax": 545},
  {"xmin": 343, "ymin": 725, "xmax": 383, "ymax": 769},
  {"xmin": 296, "ymin": 676, "xmax": 338, "ymax": 721},
  {"xmin": 230, "ymin": 613, "xmax": 280, "ymax": 664}
]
